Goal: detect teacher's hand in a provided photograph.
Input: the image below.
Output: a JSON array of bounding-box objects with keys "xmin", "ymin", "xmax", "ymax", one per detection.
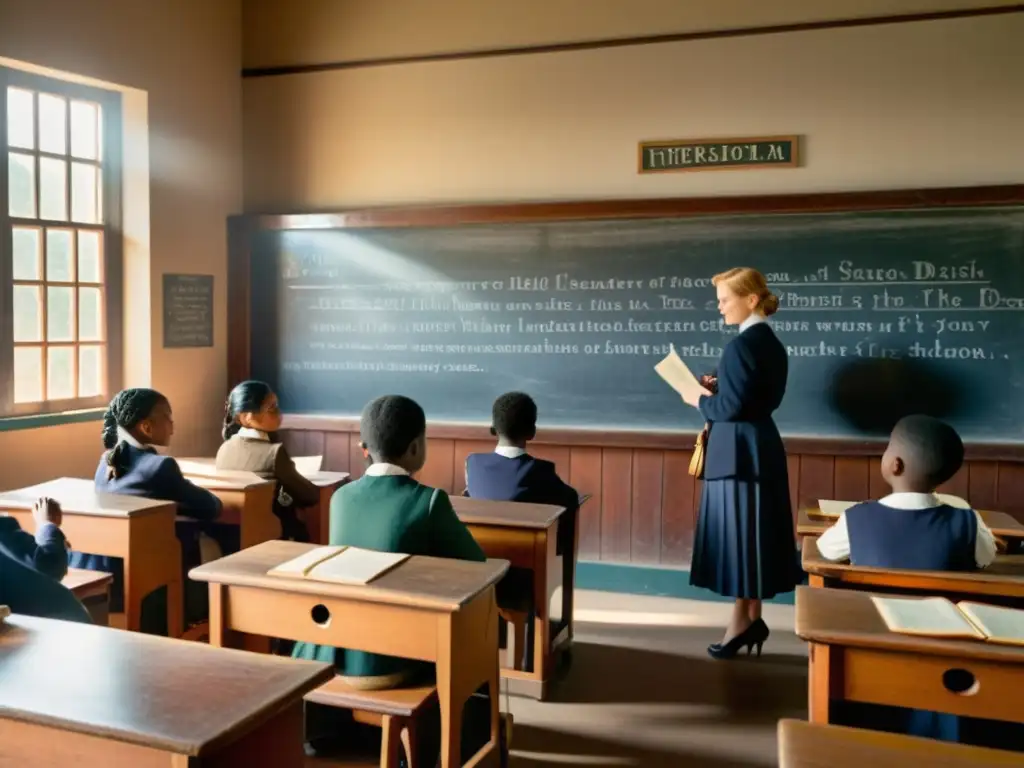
[{"xmin": 682, "ymin": 386, "xmax": 713, "ymax": 408}]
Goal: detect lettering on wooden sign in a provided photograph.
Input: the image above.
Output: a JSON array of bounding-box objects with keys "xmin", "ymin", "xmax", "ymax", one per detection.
[{"xmin": 639, "ymin": 135, "xmax": 799, "ymax": 173}]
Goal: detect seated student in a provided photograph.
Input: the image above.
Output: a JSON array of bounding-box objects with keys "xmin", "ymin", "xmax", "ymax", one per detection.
[
  {"xmin": 816, "ymin": 414, "xmax": 996, "ymax": 745},
  {"xmin": 293, "ymin": 395, "xmax": 488, "ymax": 761},
  {"xmin": 69, "ymin": 388, "xmax": 224, "ymax": 634},
  {"xmin": 0, "ymin": 552, "xmax": 91, "ymax": 624},
  {"xmin": 216, "ymin": 380, "xmax": 318, "ymax": 542},
  {"xmin": 0, "ymin": 497, "xmax": 69, "ymax": 581}
]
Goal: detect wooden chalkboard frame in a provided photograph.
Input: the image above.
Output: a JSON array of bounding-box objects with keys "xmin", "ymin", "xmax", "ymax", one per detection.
[{"xmin": 228, "ymin": 183, "xmax": 1024, "ymax": 459}]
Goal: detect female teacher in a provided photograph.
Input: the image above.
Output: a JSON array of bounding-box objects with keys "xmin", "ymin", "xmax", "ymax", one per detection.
[{"xmin": 682, "ymin": 267, "xmax": 797, "ymax": 660}]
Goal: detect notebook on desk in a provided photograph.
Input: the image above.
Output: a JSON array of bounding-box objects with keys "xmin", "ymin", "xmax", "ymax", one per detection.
[
  {"xmin": 815, "ymin": 493, "xmax": 971, "ymax": 518},
  {"xmin": 872, "ymin": 595, "xmax": 1024, "ymax": 646},
  {"xmin": 267, "ymin": 546, "xmax": 409, "ymax": 585}
]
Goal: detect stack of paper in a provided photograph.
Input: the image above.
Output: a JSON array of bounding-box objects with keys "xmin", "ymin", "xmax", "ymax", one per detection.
[
  {"xmin": 267, "ymin": 545, "xmax": 409, "ymax": 585},
  {"xmin": 292, "ymin": 455, "xmax": 323, "ymax": 475},
  {"xmin": 654, "ymin": 345, "xmax": 704, "ymax": 402},
  {"xmin": 872, "ymin": 595, "xmax": 1024, "ymax": 646}
]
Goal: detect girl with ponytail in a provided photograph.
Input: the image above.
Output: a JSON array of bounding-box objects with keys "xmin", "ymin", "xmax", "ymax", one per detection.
[
  {"xmin": 216, "ymin": 381, "xmax": 318, "ymax": 542},
  {"xmin": 69, "ymin": 387, "xmax": 225, "ymax": 635}
]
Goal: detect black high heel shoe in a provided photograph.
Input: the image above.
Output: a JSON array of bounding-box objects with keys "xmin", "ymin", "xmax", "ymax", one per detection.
[{"xmin": 707, "ymin": 618, "xmax": 770, "ymax": 660}]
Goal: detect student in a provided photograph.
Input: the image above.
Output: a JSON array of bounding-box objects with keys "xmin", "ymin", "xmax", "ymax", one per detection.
[
  {"xmin": 465, "ymin": 392, "xmax": 579, "ymax": 668},
  {"xmin": 816, "ymin": 414, "xmax": 996, "ymax": 745},
  {"xmin": 292, "ymin": 395, "xmax": 487, "ymax": 760},
  {"xmin": 0, "ymin": 497, "xmax": 69, "ymax": 581},
  {"xmin": 217, "ymin": 380, "xmax": 318, "ymax": 541},
  {"xmin": 0, "ymin": 552, "xmax": 91, "ymax": 624},
  {"xmin": 69, "ymin": 387, "xmax": 224, "ymax": 634}
]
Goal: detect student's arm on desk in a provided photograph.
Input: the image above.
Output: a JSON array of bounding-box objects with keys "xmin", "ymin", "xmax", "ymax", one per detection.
[
  {"xmin": 815, "ymin": 513, "xmax": 850, "ymax": 562},
  {"xmin": 429, "ymin": 489, "xmax": 487, "ymax": 562},
  {"xmin": 974, "ymin": 510, "xmax": 998, "ymax": 568},
  {"xmin": 157, "ymin": 458, "xmax": 223, "ymax": 521}
]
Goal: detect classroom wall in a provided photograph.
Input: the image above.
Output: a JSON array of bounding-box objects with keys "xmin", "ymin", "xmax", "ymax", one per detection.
[
  {"xmin": 0, "ymin": 0, "xmax": 242, "ymax": 484},
  {"xmin": 241, "ymin": 2, "xmax": 1024, "ymax": 211}
]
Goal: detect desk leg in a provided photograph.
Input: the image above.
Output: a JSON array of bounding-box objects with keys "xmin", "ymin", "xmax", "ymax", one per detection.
[
  {"xmin": 808, "ymin": 574, "xmax": 825, "ymax": 588},
  {"xmin": 563, "ymin": 513, "xmax": 580, "ymax": 644},
  {"xmin": 530, "ymin": 530, "xmax": 556, "ymax": 697},
  {"xmin": 808, "ymin": 642, "xmax": 835, "ymax": 724},
  {"xmin": 126, "ymin": 516, "xmax": 183, "ymax": 637}
]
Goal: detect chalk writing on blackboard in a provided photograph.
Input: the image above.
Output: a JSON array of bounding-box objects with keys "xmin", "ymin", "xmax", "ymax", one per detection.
[{"xmin": 164, "ymin": 274, "xmax": 213, "ymax": 348}]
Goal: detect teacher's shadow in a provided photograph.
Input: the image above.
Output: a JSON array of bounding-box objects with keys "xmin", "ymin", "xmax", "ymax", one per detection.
[{"xmin": 828, "ymin": 357, "xmax": 967, "ymax": 436}]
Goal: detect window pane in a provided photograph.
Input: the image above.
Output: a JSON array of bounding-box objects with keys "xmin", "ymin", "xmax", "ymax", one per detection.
[
  {"xmin": 71, "ymin": 162, "xmax": 99, "ymax": 223},
  {"xmin": 7, "ymin": 87, "xmax": 34, "ymax": 149},
  {"xmin": 78, "ymin": 230, "xmax": 102, "ymax": 282},
  {"xmin": 12, "ymin": 228, "xmax": 42, "ymax": 280},
  {"xmin": 47, "ymin": 347, "xmax": 75, "ymax": 400},
  {"xmin": 14, "ymin": 347, "xmax": 43, "ymax": 403},
  {"xmin": 13, "ymin": 286, "xmax": 43, "ymax": 342},
  {"xmin": 71, "ymin": 101, "xmax": 99, "ymax": 160},
  {"xmin": 39, "ymin": 157, "xmax": 68, "ymax": 221},
  {"xmin": 38, "ymin": 93, "xmax": 67, "ymax": 155},
  {"xmin": 79, "ymin": 287, "xmax": 103, "ymax": 340},
  {"xmin": 79, "ymin": 346, "xmax": 103, "ymax": 397},
  {"xmin": 8, "ymin": 153, "xmax": 36, "ymax": 218},
  {"xmin": 46, "ymin": 229, "xmax": 74, "ymax": 282},
  {"xmin": 47, "ymin": 286, "xmax": 75, "ymax": 341}
]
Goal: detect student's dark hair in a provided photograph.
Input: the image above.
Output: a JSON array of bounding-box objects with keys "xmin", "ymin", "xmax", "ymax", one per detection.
[
  {"xmin": 223, "ymin": 380, "xmax": 275, "ymax": 441},
  {"xmin": 891, "ymin": 414, "xmax": 964, "ymax": 487},
  {"xmin": 491, "ymin": 392, "xmax": 538, "ymax": 442},
  {"xmin": 359, "ymin": 395, "xmax": 426, "ymax": 463},
  {"xmin": 102, "ymin": 388, "xmax": 168, "ymax": 479}
]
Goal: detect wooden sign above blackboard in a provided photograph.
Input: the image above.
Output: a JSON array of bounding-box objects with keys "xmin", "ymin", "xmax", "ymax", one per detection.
[
  {"xmin": 163, "ymin": 274, "xmax": 213, "ymax": 348},
  {"xmin": 639, "ymin": 135, "xmax": 799, "ymax": 174}
]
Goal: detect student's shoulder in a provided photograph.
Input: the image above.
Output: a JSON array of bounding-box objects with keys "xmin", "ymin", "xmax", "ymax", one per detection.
[
  {"xmin": 843, "ymin": 500, "xmax": 878, "ymax": 518},
  {"xmin": 0, "ymin": 516, "xmax": 23, "ymax": 535}
]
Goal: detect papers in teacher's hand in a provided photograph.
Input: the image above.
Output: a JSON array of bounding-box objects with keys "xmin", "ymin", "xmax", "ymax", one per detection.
[
  {"xmin": 872, "ymin": 595, "xmax": 1024, "ymax": 646},
  {"xmin": 654, "ymin": 344, "xmax": 703, "ymax": 402},
  {"xmin": 267, "ymin": 545, "xmax": 409, "ymax": 585},
  {"xmin": 292, "ymin": 455, "xmax": 323, "ymax": 475}
]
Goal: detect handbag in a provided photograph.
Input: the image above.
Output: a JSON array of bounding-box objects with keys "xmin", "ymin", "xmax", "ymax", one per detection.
[{"xmin": 688, "ymin": 424, "xmax": 709, "ymax": 478}]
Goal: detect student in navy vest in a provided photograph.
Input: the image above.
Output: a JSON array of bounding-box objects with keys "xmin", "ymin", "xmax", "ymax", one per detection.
[
  {"xmin": 680, "ymin": 267, "xmax": 797, "ymax": 659},
  {"xmin": 817, "ymin": 414, "xmax": 997, "ymax": 745}
]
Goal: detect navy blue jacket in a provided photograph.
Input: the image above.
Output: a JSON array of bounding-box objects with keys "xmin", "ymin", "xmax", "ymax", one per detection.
[
  {"xmin": 0, "ymin": 517, "xmax": 68, "ymax": 581},
  {"xmin": 846, "ymin": 501, "xmax": 978, "ymax": 571},
  {"xmin": 0, "ymin": 552, "xmax": 90, "ymax": 624},
  {"xmin": 698, "ymin": 323, "xmax": 789, "ymax": 481}
]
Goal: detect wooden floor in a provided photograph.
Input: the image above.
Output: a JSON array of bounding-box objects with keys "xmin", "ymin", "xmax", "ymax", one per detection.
[{"xmin": 307, "ymin": 590, "xmax": 805, "ymax": 767}]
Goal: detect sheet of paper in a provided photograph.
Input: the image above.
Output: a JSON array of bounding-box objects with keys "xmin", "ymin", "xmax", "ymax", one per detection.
[
  {"xmin": 871, "ymin": 596, "xmax": 983, "ymax": 639},
  {"xmin": 654, "ymin": 344, "xmax": 703, "ymax": 400},
  {"xmin": 816, "ymin": 499, "xmax": 855, "ymax": 518},
  {"xmin": 267, "ymin": 545, "xmax": 346, "ymax": 578},
  {"xmin": 306, "ymin": 547, "xmax": 410, "ymax": 586},
  {"xmin": 958, "ymin": 602, "xmax": 1024, "ymax": 646},
  {"xmin": 293, "ymin": 455, "xmax": 324, "ymax": 475},
  {"xmin": 175, "ymin": 459, "xmax": 221, "ymax": 478}
]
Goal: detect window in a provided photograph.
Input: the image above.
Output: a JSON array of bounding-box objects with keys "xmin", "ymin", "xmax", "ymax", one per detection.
[{"xmin": 1, "ymin": 68, "xmax": 122, "ymax": 417}]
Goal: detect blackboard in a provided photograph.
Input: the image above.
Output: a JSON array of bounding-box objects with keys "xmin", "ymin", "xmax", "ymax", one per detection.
[
  {"xmin": 164, "ymin": 274, "xmax": 213, "ymax": 348},
  {"xmin": 248, "ymin": 208, "xmax": 1024, "ymax": 442}
]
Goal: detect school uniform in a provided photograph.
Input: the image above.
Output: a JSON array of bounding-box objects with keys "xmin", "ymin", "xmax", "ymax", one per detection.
[
  {"xmin": 0, "ymin": 516, "xmax": 68, "ymax": 581},
  {"xmin": 68, "ymin": 431, "xmax": 224, "ymax": 634},
  {"xmin": 216, "ymin": 427, "xmax": 319, "ymax": 541},
  {"xmin": 0, "ymin": 552, "xmax": 90, "ymax": 624},
  {"xmin": 690, "ymin": 315, "xmax": 798, "ymax": 599},
  {"xmin": 818, "ymin": 492, "xmax": 999, "ymax": 745}
]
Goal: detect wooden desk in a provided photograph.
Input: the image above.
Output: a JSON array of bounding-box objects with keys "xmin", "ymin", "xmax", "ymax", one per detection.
[
  {"xmin": 190, "ymin": 540, "xmax": 509, "ymax": 768},
  {"xmin": 802, "ymin": 537, "xmax": 1024, "ymax": 603},
  {"xmin": 184, "ymin": 471, "xmax": 279, "ymax": 549},
  {"xmin": 0, "ymin": 613, "xmax": 333, "ymax": 767},
  {"xmin": 778, "ymin": 719, "xmax": 1023, "ymax": 768},
  {"xmin": 62, "ymin": 567, "xmax": 113, "ymax": 626},
  {"xmin": 451, "ymin": 496, "xmax": 569, "ymax": 700},
  {"xmin": 300, "ymin": 470, "xmax": 349, "ymax": 544},
  {"xmin": 0, "ymin": 478, "xmax": 182, "ymax": 637},
  {"xmin": 796, "ymin": 585, "xmax": 1024, "ymax": 726},
  {"xmin": 798, "ymin": 507, "xmax": 1024, "ymax": 540}
]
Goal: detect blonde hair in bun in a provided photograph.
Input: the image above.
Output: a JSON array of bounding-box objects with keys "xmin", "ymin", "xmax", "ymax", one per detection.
[{"xmin": 711, "ymin": 267, "xmax": 779, "ymax": 316}]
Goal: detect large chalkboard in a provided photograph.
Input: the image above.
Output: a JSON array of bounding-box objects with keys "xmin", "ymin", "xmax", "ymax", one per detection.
[{"xmin": 249, "ymin": 208, "xmax": 1024, "ymax": 442}]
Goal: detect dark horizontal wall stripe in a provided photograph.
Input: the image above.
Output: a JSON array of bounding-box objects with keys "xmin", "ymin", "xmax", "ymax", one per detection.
[{"xmin": 242, "ymin": 5, "xmax": 1024, "ymax": 78}]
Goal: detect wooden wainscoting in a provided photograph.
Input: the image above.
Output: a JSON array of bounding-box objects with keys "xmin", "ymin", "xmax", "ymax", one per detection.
[{"xmin": 280, "ymin": 416, "xmax": 1024, "ymax": 567}]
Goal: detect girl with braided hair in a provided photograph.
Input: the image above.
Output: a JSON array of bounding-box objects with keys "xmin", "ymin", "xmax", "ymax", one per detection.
[{"xmin": 68, "ymin": 388, "xmax": 224, "ymax": 635}]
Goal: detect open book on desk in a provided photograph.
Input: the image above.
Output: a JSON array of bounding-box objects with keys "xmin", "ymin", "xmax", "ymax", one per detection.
[
  {"xmin": 816, "ymin": 494, "xmax": 971, "ymax": 518},
  {"xmin": 872, "ymin": 595, "xmax": 1024, "ymax": 646},
  {"xmin": 267, "ymin": 545, "xmax": 409, "ymax": 586},
  {"xmin": 654, "ymin": 344, "xmax": 703, "ymax": 401}
]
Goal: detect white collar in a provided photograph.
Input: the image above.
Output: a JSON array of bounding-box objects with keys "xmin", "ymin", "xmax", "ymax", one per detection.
[
  {"xmin": 236, "ymin": 427, "xmax": 270, "ymax": 441},
  {"xmin": 494, "ymin": 446, "xmax": 527, "ymax": 459},
  {"xmin": 117, "ymin": 426, "xmax": 153, "ymax": 451},
  {"xmin": 739, "ymin": 313, "xmax": 767, "ymax": 333},
  {"xmin": 364, "ymin": 463, "xmax": 410, "ymax": 477},
  {"xmin": 878, "ymin": 492, "xmax": 970, "ymax": 510}
]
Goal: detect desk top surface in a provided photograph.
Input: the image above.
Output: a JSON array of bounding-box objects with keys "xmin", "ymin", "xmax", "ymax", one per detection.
[
  {"xmin": 178, "ymin": 458, "xmax": 349, "ymax": 489},
  {"xmin": 0, "ymin": 478, "xmax": 174, "ymax": 518},
  {"xmin": 61, "ymin": 568, "xmax": 113, "ymax": 593},
  {"xmin": 451, "ymin": 496, "xmax": 565, "ymax": 528},
  {"xmin": 795, "ymin": 585, "xmax": 1024, "ymax": 664},
  {"xmin": 798, "ymin": 507, "xmax": 1024, "ymax": 539},
  {"xmin": 778, "ymin": 719, "xmax": 1023, "ymax": 768},
  {"xmin": 190, "ymin": 539, "xmax": 509, "ymax": 612},
  {"xmin": 0, "ymin": 614, "xmax": 333, "ymax": 756}
]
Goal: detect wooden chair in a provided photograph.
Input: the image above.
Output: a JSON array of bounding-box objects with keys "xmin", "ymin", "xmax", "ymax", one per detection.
[{"xmin": 305, "ymin": 675, "xmax": 438, "ymax": 768}]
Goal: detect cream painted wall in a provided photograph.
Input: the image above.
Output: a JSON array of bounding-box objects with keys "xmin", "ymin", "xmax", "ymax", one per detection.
[
  {"xmin": 242, "ymin": 11, "xmax": 1024, "ymax": 211},
  {"xmin": 0, "ymin": 0, "xmax": 242, "ymax": 484}
]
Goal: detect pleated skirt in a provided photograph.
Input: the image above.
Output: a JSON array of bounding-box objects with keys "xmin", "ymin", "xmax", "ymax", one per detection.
[{"xmin": 689, "ymin": 477, "xmax": 799, "ymax": 599}]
